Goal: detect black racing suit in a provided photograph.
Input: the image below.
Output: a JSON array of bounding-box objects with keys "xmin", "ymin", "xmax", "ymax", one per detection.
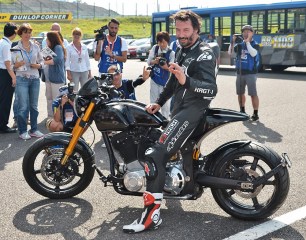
[{"xmin": 144, "ymin": 38, "xmax": 218, "ymax": 193}]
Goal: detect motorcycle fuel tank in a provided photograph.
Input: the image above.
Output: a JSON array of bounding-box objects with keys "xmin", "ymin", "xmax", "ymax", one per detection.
[{"xmin": 94, "ymin": 100, "xmax": 165, "ymax": 131}]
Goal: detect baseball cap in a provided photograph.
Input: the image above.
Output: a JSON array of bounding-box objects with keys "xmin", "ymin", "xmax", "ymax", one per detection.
[{"xmin": 241, "ymin": 25, "xmax": 253, "ymax": 32}]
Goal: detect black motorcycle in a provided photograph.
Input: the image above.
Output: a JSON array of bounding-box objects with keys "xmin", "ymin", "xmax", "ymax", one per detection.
[{"xmin": 23, "ymin": 76, "xmax": 291, "ymax": 220}]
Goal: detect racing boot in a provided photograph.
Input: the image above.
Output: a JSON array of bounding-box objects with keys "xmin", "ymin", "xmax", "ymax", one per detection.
[{"xmin": 123, "ymin": 191, "xmax": 163, "ymax": 233}]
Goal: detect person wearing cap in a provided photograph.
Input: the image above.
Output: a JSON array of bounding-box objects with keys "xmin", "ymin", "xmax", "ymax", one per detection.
[
  {"xmin": 107, "ymin": 65, "xmax": 151, "ymax": 100},
  {"xmin": 46, "ymin": 85, "xmax": 78, "ymax": 133},
  {"xmin": 228, "ymin": 24, "xmax": 260, "ymax": 121}
]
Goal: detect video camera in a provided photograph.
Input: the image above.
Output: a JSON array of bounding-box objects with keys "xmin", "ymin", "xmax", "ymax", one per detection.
[
  {"xmin": 94, "ymin": 25, "xmax": 108, "ymax": 41},
  {"xmin": 234, "ymin": 34, "xmax": 243, "ymax": 44}
]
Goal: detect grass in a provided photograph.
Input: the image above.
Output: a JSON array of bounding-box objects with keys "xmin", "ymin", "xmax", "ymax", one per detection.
[
  {"xmin": 0, "ymin": 16, "xmax": 152, "ymax": 40},
  {"xmin": 0, "ymin": 0, "xmax": 16, "ymax": 3}
]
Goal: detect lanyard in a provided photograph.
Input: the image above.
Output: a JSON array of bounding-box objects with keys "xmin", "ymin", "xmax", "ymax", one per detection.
[
  {"xmin": 22, "ymin": 49, "xmax": 32, "ymax": 63},
  {"xmin": 72, "ymin": 43, "xmax": 82, "ymax": 57}
]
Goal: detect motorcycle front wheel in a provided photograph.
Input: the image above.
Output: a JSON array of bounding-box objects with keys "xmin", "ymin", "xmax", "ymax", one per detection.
[
  {"xmin": 211, "ymin": 143, "xmax": 290, "ymax": 220},
  {"xmin": 23, "ymin": 137, "xmax": 95, "ymax": 199}
]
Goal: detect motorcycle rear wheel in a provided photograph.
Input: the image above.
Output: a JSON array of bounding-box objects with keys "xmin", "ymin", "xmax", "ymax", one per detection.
[
  {"xmin": 23, "ymin": 138, "xmax": 95, "ymax": 199},
  {"xmin": 211, "ymin": 143, "xmax": 290, "ymax": 220}
]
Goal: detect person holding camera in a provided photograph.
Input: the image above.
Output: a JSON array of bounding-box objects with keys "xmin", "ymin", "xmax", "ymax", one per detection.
[
  {"xmin": 94, "ymin": 19, "xmax": 128, "ymax": 75},
  {"xmin": 147, "ymin": 31, "xmax": 175, "ymax": 119},
  {"xmin": 228, "ymin": 25, "xmax": 260, "ymax": 121},
  {"xmin": 46, "ymin": 83, "xmax": 77, "ymax": 133},
  {"xmin": 106, "ymin": 64, "xmax": 151, "ymax": 100}
]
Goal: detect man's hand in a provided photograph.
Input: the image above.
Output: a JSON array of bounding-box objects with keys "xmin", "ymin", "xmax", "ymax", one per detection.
[
  {"xmin": 12, "ymin": 76, "xmax": 16, "ymax": 87},
  {"xmin": 146, "ymin": 103, "xmax": 161, "ymax": 114},
  {"xmin": 245, "ymin": 32, "xmax": 253, "ymax": 43},
  {"xmin": 61, "ymin": 95, "xmax": 69, "ymax": 107},
  {"xmin": 105, "ymin": 45, "xmax": 113, "ymax": 56},
  {"xmin": 168, "ymin": 62, "xmax": 186, "ymax": 85},
  {"xmin": 142, "ymin": 66, "xmax": 150, "ymax": 81},
  {"xmin": 67, "ymin": 71, "xmax": 72, "ymax": 81}
]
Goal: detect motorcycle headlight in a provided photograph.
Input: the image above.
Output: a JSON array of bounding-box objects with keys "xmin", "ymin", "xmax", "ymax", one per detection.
[{"xmin": 74, "ymin": 95, "xmax": 90, "ymax": 117}]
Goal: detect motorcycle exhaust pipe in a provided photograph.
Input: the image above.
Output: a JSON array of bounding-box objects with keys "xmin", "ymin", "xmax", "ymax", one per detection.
[{"xmin": 196, "ymin": 172, "xmax": 253, "ymax": 190}]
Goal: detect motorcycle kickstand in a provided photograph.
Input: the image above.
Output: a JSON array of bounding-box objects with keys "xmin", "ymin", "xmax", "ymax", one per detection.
[{"xmin": 92, "ymin": 163, "xmax": 109, "ymax": 186}]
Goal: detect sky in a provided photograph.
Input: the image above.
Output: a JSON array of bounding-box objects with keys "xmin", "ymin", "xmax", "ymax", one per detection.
[{"xmin": 79, "ymin": 0, "xmax": 305, "ymax": 16}]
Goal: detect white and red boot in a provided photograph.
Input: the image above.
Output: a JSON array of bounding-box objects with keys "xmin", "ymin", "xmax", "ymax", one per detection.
[{"xmin": 123, "ymin": 191, "xmax": 163, "ymax": 233}]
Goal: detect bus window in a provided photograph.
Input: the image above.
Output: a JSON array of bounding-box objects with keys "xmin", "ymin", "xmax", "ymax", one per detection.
[
  {"xmin": 214, "ymin": 16, "xmax": 231, "ymax": 52},
  {"xmin": 214, "ymin": 16, "xmax": 231, "ymax": 36},
  {"xmin": 234, "ymin": 12, "xmax": 249, "ymax": 34},
  {"xmin": 201, "ymin": 16, "xmax": 210, "ymax": 34},
  {"xmin": 169, "ymin": 18, "xmax": 175, "ymax": 36},
  {"xmin": 154, "ymin": 22, "xmax": 167, "ymax": 33},
  {"xmin": 267, "ymin": 9, "xmax": 285, "ymax": 34},
  {"xmin": 251, "ymin": 11, "xmax": 265, "ymax": 34},
  {"xmin": 287, "ymin": 8, "xmax": 306, "ymax": 33}
]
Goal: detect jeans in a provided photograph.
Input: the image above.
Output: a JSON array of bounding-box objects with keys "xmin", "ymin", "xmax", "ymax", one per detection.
[{"xmin": 15, "ymin": 76, "xmax": 40, "ymax": 134}]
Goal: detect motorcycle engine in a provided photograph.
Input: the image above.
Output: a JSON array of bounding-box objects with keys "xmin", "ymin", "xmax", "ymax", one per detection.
[
  {"xmin": 123, "ymin": 161, "xmax": 146, "ymax": 192},
  {"xmin": 164, "ymin": 161, "xmax": 187, "ymax": 195},
  {"xmin": 111, "ymin": 128, "xmax": 187, "ymax": 195}
]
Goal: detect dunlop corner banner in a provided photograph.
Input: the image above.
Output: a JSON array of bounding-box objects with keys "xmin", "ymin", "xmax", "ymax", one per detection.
[{"xmin": 0, "ymin": 13, "xmax": 72, "ymax": 22}]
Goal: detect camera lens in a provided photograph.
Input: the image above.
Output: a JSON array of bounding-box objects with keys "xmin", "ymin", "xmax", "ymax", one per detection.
[{"xmin": 159, "ymin": 58, "xmax": 166, "ymax": 66}]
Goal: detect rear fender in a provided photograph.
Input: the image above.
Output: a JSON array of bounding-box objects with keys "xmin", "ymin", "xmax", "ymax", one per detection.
[
  {"xmin": 204, "ymin": 140, "xmax": 252, "ymax": 172},
  {"xmin": 43, "ymin": 132, "xmax": 95, "ymax": 162}
]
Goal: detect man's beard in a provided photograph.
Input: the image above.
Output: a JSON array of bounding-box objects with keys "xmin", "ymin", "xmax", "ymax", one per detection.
[
  {"xmin": 178, "ymin": 34, "xmax": 194, "ymax": 47},
  {"xmin": 109, "ymin": 32, "xmax": 116, "ymax": 37}
]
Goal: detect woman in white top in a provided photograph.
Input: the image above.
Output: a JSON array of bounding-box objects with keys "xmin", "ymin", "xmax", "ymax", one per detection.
[{"xmin": 66, "ymin": 27, "xmax": 91, "ymax": 91}]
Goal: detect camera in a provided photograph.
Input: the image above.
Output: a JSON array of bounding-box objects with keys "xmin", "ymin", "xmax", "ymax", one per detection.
[
  {"xmin": 94, "ymin": 25, "xmax": 108, "ymax": 41},
  {"xmin": 100, "ymin": 73, "xmax": 113, "ymax": 85},
  {"xmin": 67, "ymin": 82, "xmax": 75, "ymax": 101},
  {"xmin": 234, "ymin": 34, "xmax": 243, "ymax": 44},
  {"xmin": 159, "ymin": 57, "xmax": 167, "ymax": 66}
]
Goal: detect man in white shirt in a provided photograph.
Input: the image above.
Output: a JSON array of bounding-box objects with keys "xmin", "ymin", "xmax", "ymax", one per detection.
[{"xmin": 0, "ymin": 22, "xmax": 18, "ymax": 133}]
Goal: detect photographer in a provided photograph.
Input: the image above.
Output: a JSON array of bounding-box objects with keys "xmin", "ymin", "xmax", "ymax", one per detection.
[
  {"xmin": 147, "ymin": 31, "xmax": 175, "ymax": 119},
  {"xmin": 46, "ymin": 83, "xmax": 78, "ymax": 133},
  {"xmin": 93, "ymin": 19, "xmax": 128, "ymax": 75},
  {"xmin": 105, "ymin": 65, "xmax": 151, "ymax": 100},
  {"xmin": 228, "ymin": 25, "xmax": 260, "ymax": 121}
]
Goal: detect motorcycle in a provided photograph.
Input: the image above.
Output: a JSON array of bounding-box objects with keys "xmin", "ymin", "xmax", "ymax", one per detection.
[{"xmin": 23, "ymin": 76, "xmax": 291, "ymax": 220}]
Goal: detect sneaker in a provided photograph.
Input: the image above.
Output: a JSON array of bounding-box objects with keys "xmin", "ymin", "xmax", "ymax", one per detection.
[
  {"xmin": 29, "ymin": 130, "xmax": 44, "ymax": 138},
  {"xmin": 19, "ymin": 132, "xmax": 31, "ymax": 140},
  {"xmin": 251, "ymin": 114, "xmax": 259, "ymax": 121}
]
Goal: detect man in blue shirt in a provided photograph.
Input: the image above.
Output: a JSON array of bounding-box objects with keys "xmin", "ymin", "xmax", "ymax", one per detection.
[
  {"xmin": 94, "ymin": 19, "xmax": 128, "ymax": 75},
  {"xmin": 107, "ymin": 65, "xmax": 150, "ymax": 100},
  {"xmin": 228, "ymin": 25, "xmax": 260, "ymax": 121}
]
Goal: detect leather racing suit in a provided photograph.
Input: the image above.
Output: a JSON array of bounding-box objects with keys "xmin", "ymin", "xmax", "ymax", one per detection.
[{"xmin": 144, "ymin": 38, "xmax": 218, "ymax": 193}]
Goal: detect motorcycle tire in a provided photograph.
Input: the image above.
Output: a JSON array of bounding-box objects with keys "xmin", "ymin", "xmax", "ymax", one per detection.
[
  {"xmin": 211, "ymin": 142, "xmax": 290, "ymax": 220},
  {"xmin": 22, "ymin": 137, "xmax": 95, "ymax": 199}
]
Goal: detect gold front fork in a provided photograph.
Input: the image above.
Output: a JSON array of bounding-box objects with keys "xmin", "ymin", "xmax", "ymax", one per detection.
[{"xmin": 60, "ymin": 101, "xmax": 96, "ymax": 165}]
